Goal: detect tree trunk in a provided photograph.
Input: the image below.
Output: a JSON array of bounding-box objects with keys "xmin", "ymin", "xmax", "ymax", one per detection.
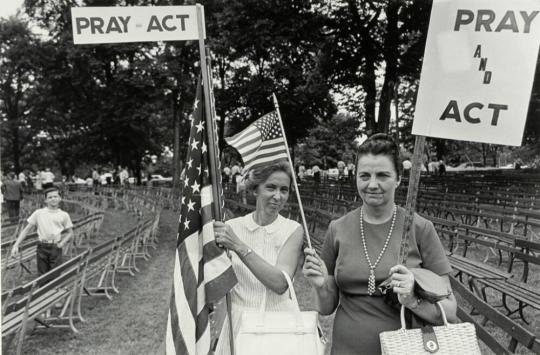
[
  {"xmin": 362, "ymin": 58, "xmax": 377, "ymax": 136},
  {"xmin": 377, "ymin": 1, "xmax": 400, "ymax": 134},
  {"xmin": 10, "ymin": 120, "xmax": 21, "ymax": 174}
]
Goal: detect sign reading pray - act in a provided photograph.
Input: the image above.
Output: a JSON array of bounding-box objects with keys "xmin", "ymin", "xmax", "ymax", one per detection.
[
  {"xmin": 71, "ymin": 6, "xmax": 202, "ymax": 44},
  {"xmin": 412, "ymin": 0, "xmax": 540, "ymax": 146}
]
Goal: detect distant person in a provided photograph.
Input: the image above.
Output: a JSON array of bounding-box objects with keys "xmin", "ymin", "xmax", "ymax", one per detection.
[
  {"xmin": 35, "ymin": 170, "xmax": 43, "ymax": 191},
  {"xmin": 1, "ymin": 172, "xmax": 24, "ymax": 220},
  {"xmin": 337, "ymin": 160, "xmax": 346, "ymax": 180},
  {"xmin": 347, "ymin": 162, "xmax": 355, "ymax": 181},
  {"xmin": 515, "ymin": 159, "xmax": 523, "ymax": 170},
  {"xmin": 41, "ymin": 168, "xmax": 55, "ymax": 189},
  {"xmin": 298, "ymin": 164, "xmax": 306, "ymax": 181},
  {"xmin": 312, "ymin": 165, "xmax": 321, "ymax": 181},
  {"xmin": 438, "ymin": 160, "xmax": 446, "ymax": 175},
  {"xmin": 18, "ymin": 170, "xmax": 27, "ymax": 189},
  {"xmin": 231, "ymin": 162, "xmax": 241, "ymax": 189},
  {"xmin": 222, "ymin": 165, "xmax": 231, "ymax": 184},
  {"xmin": 119, "ymin": 167, "xmax": 129, "ymax": 186},
  {"xmin": 428, "ymin": 159, "xmax": 439, "ymax": 175},
  {"xmin": 402, "ymin": 159, "xmax": 412, "ymax": 176},
  {"xmin": 92, "ymin": 168, "xmax": 100, "ymax": 187},
  {"xmin": 11, "ymin": 187, "xmax": 73, "ymax": 277}
]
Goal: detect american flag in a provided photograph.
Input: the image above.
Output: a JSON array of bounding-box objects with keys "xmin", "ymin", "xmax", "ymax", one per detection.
[
  {"xmin": 225, "ymin": 111, "xmax": 289, "ymax": 171},
  {"xmin": 165, "ymin": 80, "xmax": 237, "ymax": 355}
]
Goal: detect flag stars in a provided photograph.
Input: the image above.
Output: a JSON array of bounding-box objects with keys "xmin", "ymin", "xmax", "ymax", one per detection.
[
  {"xmin": 191, "ymin": 181, "xmax": 201, "ymax": 193},
  {"xmin": 195, "ymin": 121, "xmax": 204, "ymax": 133},
  {"xmin": 191, "ymin": 140, "xmax": 199, "ymax": 150},
  {"xmin": 187, "ymin": 199, "xmax": 196, "ymax": 212},
  {"xmin": 187, "ymin": 158, "xmax": 193, "ymax": 169},
  {"xmin": 201, "ymin": 142, "xmax": 207, "ymax": 153},
  {"xmin": 184, "ymin": 178, "xmax": 190, "ymax": 187},
  {"xmin": 183, "ymin": 219, "xmax": 190, "ymax": 230},
  {"xmin": 193, "ymin": 98, "xmax": 199, "ymax": 110}
]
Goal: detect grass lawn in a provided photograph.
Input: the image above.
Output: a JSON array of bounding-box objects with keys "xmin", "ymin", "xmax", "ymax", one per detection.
[
  {"xmin": 3, "ymin": 206, "xmax": 538, "ymax": 355},
  {"xmin": 3, "ymin": 208, "xmax": 176, "ymax": 355}
]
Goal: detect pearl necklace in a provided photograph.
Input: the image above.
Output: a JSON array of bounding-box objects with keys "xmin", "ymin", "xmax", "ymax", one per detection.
[{"xmin": 360, "ymin": 205, "xmax": 397, "ymax": 296}]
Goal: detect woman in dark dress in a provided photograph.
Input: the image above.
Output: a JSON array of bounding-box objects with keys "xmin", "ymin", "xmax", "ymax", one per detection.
[{"xmin": 303, "ymin": 134, "xmax": 457, "ymax": 354}]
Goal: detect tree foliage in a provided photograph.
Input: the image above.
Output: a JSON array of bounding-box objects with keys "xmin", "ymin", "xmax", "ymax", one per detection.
[
  {"xmin": 1, "ymin": 0, "xmax": 539, "ymax": 176},
  {"xmin": 296, "ymin": 112, "xmax": 360, "ymax": 168}
]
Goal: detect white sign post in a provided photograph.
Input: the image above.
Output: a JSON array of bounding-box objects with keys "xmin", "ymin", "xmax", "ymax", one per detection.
[
  {"xmin": 71, "ymin": 4, "xmax": 233, "ymax": 354},
  {"xmin": 412, "ymin": 0, "xmax": 540, "ymax": 146},
  {"xmin": 402, "ymin": 0, "xmax": 540, "ymax": 264},
  {"xmin": 71, "ymin": 6, "xmax": 201, "ymax": 44}
]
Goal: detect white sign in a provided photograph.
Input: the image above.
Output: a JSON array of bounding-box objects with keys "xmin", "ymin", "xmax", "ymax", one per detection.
[
  {"xmin": 71, "ymin": 6, "xmax": 203, "ymax": 44},
  {"xmin": 412, "ymin": 0, "xmax": 540, "ymax": 146}
]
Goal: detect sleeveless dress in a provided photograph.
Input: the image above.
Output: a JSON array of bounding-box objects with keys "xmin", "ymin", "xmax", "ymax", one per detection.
[
  {"xmin": 215, "ymin": 212, "xmax": 301, "ymax": 355},
  {"xmin": 321, "ymin": 207, "xmax": 452, "ymax": 354}
]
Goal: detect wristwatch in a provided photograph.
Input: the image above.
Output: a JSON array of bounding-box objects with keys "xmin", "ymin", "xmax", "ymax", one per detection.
[{"xmin": 238, "ymin": 247, "xmax": 253, "ymax": 258}]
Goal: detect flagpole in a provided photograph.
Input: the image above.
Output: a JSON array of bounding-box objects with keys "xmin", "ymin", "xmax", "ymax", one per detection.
[
  {"xmin": 272, "ymin": 93, "xmax": 313, "ymax": 249},
  {"xmin": 197, "ymin": 6, "xmax": 235, "ymax": 355}
]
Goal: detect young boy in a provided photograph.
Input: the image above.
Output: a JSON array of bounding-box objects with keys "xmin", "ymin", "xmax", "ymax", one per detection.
[{"xmin": 11, "ymin": 187, "xmax": 73, "ymax": 276}]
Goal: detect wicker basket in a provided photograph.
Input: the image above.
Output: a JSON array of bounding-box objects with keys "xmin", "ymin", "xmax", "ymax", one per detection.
[{"xmin": 379, "ymin": 302, "xmax": 481, "ymax": 355}]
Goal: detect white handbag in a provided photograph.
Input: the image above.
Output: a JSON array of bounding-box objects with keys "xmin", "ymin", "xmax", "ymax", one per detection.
[
  {"xmin": 379, "ymin": 302, "xmax": 481, "ymax": 355},
  {"xmin": 235, "ymin": 271, "xmax": 326, "ymax": 355}
]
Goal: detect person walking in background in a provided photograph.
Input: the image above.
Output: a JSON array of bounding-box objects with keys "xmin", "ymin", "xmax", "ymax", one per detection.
[
  {"xmin": 11, "ymin": 187, "xmax": 73, "ymax": 277},
  {"xmin": 35, "ymin": 169, "xmax": 43, "ymax": 192},
  {"xmin": 92, "ymin": 168, "xmax": 100, "ymax": 187},
  {"xmin": 347, "ymin": 161, "xmax": 355, "ymax": 181},
  {"xmin": 438, "ymin": 160, "xmax": 446, "ymax": 175},
  {"xmin": 1, "ymin": 172, "xmax": 24, "ymax": 220},
  {"xmin": 119, "ymin": 167, "xmax": 129, "ymax": 186},
  {"xmin": 312, "ymin": 164, "xmax": 321, "ymax": 192},
  {"xmin": 402, "ymin": 158, "xmax": 412, "ymax": 176},
  {"xmin": 18, "ymin": 170, "xmax": 27, "ymax": 190},
  {"xmin": 41, "ymin": 168, "xmax": 55, "ymax": 189},
  {"xmin": 303, "ymin": 134, "xmax": 457, "ymax": 354}
]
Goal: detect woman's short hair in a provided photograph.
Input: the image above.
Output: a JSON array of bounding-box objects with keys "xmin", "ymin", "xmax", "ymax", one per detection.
[
  {"xmin": 244, "ymin": 161, "xmax": 293, "ymax": 192},
  {"xmin": 356, "ymin": 133, "xmax": 402, "ymax": 178}
]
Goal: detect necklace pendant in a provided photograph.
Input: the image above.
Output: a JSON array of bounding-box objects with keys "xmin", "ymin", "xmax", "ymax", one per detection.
[{"xmin": 368, "ymin": 269, "xmax": 376, "ymax": 296}]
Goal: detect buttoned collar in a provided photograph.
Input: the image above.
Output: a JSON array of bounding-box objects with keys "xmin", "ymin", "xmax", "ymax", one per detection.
[{"xmin": 243, "ymin": 212, "xmax": 282, "ymax": 234}]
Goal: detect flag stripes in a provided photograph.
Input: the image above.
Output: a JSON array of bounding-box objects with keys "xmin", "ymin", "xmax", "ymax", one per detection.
[
  {"xmin": 225, "ymin": 111, "xmax": 289, "ymax": 172},
  {"xmin": 166, "ymin": 79, "xmax": 237, "ymax": 355}
]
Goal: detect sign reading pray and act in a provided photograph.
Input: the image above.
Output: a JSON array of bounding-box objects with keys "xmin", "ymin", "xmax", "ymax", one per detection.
[
  {"xmin": 71, "ymin": 6, "xmax": 202, "ymax": 44},
  {"xmin": 412, "ymin": 0, "xmax": 540, "ymax": 146}
]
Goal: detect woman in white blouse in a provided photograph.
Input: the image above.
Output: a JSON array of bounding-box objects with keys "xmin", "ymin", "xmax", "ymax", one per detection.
[{"xmin": 213, "ymin": 161, "xmax": 304, "ymax": 354}]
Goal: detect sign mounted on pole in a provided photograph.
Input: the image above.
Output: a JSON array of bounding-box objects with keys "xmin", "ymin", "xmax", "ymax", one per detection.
[
  {"xmin": 412, "ymin": 0, "xmax": 540, "ymax": 146},
  {"xmin": 71, "ymin": 6, "xmax": 202, "ymax": 44}
]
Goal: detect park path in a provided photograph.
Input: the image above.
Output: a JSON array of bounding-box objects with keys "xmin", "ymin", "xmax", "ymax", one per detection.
[{"xmin": 18, "ymin": 209, "xmax": 178, "ymax": 355}]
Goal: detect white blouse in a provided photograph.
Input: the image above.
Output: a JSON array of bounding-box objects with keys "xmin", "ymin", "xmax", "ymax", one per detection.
[{"xmin": 226, "ymin": 212, "xmax": 301, "ymax": 310}]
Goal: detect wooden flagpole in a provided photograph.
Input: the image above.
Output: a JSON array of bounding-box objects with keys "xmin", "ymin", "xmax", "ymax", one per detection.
[
  {"xmin": 272, "ymin": 93, "xmax": 313, "ymax": 249},
  {"xmin": 399, "ymin": 135, "xmax": 426, "ymax": 263},
  {"xmin": 196, "ymin": 5, "xmax": 235, "ymax": 355}
]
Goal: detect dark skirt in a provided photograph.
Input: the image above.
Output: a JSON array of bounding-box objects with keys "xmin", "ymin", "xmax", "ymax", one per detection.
[{"xmin": 331, "ymin": 294, "xmax": 401, "ymax": 355}]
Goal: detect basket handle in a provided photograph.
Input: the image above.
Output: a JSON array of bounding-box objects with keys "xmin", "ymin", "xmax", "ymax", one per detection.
[{"xmin": 399, "ymin": 301, "xmax": 448, "ymax": 329}]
